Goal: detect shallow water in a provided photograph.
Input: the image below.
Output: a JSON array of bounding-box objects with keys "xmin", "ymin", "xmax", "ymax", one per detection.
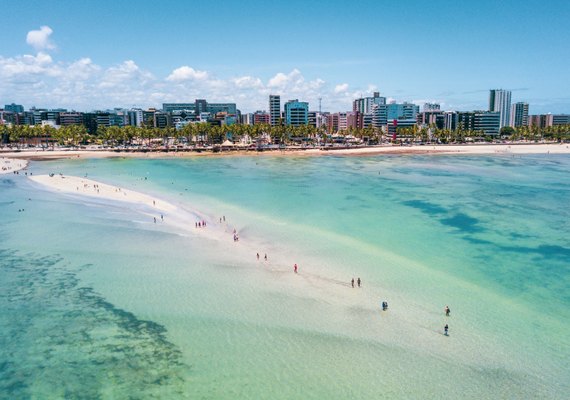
[{"xmin": 1, "ymin": 154, "xmax": 569, "ymax": 398}]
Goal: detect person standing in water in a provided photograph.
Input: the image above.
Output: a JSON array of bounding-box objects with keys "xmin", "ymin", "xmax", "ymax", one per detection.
[
  {"xmin": 351, "ymin": 278, "xmax": 355, "ymax": 288},
  {"xmin": 256, "ymin": 253, "xmax": 260, "ymax": 260},
  {"xmin": 294, "ymin": 264, "xmax": 298, "ymax": 273},
  {"xmin": 445, "ymin": 306, "xmax": 450, "ymax": 316},
  {"xmin": 444, "ymin": 324, "xmax": 449, "ymax": 336},
  {"xmin": 357, "ymin": 277, "xmax": 361, "ymax": 288}
]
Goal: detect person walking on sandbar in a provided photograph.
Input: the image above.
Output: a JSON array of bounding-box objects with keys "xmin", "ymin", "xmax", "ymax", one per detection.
[
  {"xmin": 351, "ymin": 278, "xmax": 354, "ymax": 288},
  {"xmin": 357, "ymin": 277, "xmax": 361, "ymax": 288}
]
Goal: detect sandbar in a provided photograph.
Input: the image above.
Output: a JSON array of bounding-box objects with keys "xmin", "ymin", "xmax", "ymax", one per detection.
[
  {"xmin": 0, "ymin": 157, "xmax": 28, "ymax": 174},
  {"xmin": 29, "ymin": 174, "xmax": 177, "ymax": 212}
]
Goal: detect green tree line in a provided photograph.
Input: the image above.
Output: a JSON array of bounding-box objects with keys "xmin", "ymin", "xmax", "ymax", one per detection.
[{"xmin": 1, "ymin": 122, "xmax": 569, "ymax": 149}]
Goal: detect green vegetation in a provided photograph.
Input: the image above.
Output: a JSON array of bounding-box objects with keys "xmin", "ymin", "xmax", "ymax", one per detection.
[{"xmin": 1, "ymin": 122, "xmax": 569, "ymax": 150}]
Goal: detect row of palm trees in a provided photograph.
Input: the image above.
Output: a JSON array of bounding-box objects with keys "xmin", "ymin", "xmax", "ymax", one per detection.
[
  {"xmin": 1, "ymin": 122, "xmax": 569, "ymax": 149},
  {"xmin": 394, "ymin": 124, "xmax": 570, "ymax": 143}
]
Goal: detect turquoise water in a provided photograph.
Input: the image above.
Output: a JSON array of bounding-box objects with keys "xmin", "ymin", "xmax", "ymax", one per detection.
[{"xmin": 1, "ymin": 154, "xmax": 569, "ymax": 398}]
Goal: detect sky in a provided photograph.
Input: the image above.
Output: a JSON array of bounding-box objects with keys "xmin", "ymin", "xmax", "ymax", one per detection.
[{"xmin": 0, "ymin": 0, "xmax": 569, "ymax": 114}]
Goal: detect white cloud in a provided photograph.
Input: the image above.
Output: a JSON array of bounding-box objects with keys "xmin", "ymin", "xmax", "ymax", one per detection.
[
  {"xmin": 0, "ymin": 34, "xmax": 374, "ymax": 112},
  {"xmin": 268, "ymin": 69, "xmax": 304, "ymax": 88},
  {"xmin": 67, "ymin": 58, "xmax": 100, "ymax": 80},
  {"xmin": 366, "ymin": 84, "xmax": 378, "ymax": 93},
  {"xmin": 99, "ymin": 60, "xmax": 153, "ymax": 88},
  {"xmin": 26, "ymin": 26, "xmax": 55, "ymax": 51},
  {"xmin": 0, "ymin": 52, "xmax": 59, "ymax": 78},
  {"xmin": 334, "ymin": 83, "xmax": 349, "ymax": 93},
  {"xmin": 233, "ymin": 75, "xmax": 263, "ymax": 89},
  {"xmin": 166, "ymin": 66, "xmax": 208, "ymax": 82}
]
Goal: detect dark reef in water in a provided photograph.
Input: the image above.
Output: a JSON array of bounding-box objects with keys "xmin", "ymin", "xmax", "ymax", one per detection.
[{"xmin": 0, "ymin": 248, "xmax": 188, "ymax": 399}]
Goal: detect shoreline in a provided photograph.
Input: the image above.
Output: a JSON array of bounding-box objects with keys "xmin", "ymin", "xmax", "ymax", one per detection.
[
  {"xmin": 0, "ymin": 157, "xmax": 29, "ymax": 174},
  {"xmin": 28, "ymin": 174, "xmax": 177, "ymax": 213},
  {"xmin": 1, "ymin": 142, "xmax": 569, "ymax": 161}
]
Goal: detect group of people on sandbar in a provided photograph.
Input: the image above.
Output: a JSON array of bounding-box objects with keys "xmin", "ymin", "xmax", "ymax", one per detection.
[
  {"xmin": 256, "ymin": 253, "xmax": 268, "ymax": 261},
  {"xmin": 351, "ymin": 277, "xmax": 362, "ymax": 288},
  {"xmin": 195, "ymin": 220, "xmax": 207, "ymax": 228}
]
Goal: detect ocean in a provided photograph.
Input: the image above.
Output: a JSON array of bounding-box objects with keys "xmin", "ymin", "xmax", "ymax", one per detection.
[{"xmin": 1, "ymin": 153, "xmax": 569, "ymax": 399}]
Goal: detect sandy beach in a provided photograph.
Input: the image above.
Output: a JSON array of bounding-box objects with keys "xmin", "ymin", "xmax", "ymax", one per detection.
[
  {"xmin": 1, "ymin": 143, "xmax": 569, "ymax": 162},
  {"xmin": 0, "ymin": 157, "xmax": 28, "ymax": 174},
  {"xmin": 29, "ymin": 174, "xmax": 177, "ymax": 213}
]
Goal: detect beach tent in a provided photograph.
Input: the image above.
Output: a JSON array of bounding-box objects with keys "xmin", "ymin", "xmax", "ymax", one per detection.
[{"xmin": 221, "ymin": 140, "xmax": 235, "ymax": 151}]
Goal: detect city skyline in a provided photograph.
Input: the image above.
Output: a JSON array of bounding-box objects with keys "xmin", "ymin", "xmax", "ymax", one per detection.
[{"xmin": 1, "ymin": 0, "xmax": 569, "ymax": 114}]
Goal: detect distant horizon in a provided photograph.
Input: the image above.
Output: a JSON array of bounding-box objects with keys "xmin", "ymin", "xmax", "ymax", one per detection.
[{"xmin": 1, "ymin": 0, "xmax": 569, "ymax": 114}]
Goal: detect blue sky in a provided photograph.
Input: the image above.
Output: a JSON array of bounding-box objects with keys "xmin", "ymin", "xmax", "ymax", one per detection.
[{"xmin": 1, "ymin": 0, "xmax": 569, "ymax": 113}]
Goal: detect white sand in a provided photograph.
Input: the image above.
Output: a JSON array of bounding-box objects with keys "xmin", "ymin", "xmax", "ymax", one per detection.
[
  {"xmin": 1, "ymin": 143, "xmax": 569, "ymax": 161},
  {"xmin": 29, "ymin": 174, "xmax": 177, "ymax": 212},
  {"xmin": 0, "ymin": 157, "xmax": 28, "ymax": 174},
  {"xmin": 303, "ymin": 142, "xmax": 570, "ymax": 156}
]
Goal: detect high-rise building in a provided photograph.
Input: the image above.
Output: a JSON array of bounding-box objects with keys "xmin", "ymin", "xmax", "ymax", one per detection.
[
  {"xmin": 418, "ymin": 111, "xmax": 445, "ymax": 129},
  {"xmin": 128, "ymin": 109, "xmax": 144, "ymax": 126},
  {"xmin": 347, "ymin": 111, "xmax": 363, "ymax": 130},
  {"xmin": 327, "ymin": 113, "xmax": 339, "ymax": 133},
  {"xmin": 387, "ymin": 118, "xmax": 417, "ymax": 137},
  {"xmin": 163, "ymin": 103, "xmax": 195, "ymax": 113},
  {"xmin": 253, "ymin": 111, "xmax": 270, "ymax": 125},
  {"xmin": 195, "ymin": 99, "xmax": 208, "ymax": 115},
  {"xmin": 308, "ymin": 111, "xmax": 317, "ymax": 127},
  {"xmin": 4, "ymin": 103, "xmax": 24, "ymax": 113},
  {"xmin": 269, "ymin": 95, "xmax": 281, "ymax": 126},
  {"xmin": 353, "ymin": 92, "xmax": 386, "ymax": 114},
  {"xmin": 154, "ymin": 111, "xmax": 170, "ymax": 128},
  {"xmin": 529, "ymin": 114, "xmax": 552, "ymax": 128},
  {"xmin": 337, "ymin": 112, "xmax": 348, "ymax": 131},
  {"xmin": 362, "ymin": 113, "xmax": 374, "ymax": 128},
  {"xmin": 373, "ymin": 102, "xmax": 419, "ymax": 128},
  {"xmin": 552, "ymin": 114, "xmax": 570, "ymax": 125},
  {"xmin": 241, "ymin": 113, "xmax": 254, "ymax": 125},
  {"xmin": 162, "ymin": 101, "xmax": 236, "ymax": 116},
  {"xmin": 284, "ymin": 99, "xmax": 308, "ymax": 126},
  {"xmin": 510, "ymin": 102, "xmax": 529, "ymax": 127},
  {"xmin": 59, "ymin": 112, "xmax": 83, "ymax": 126},
  {"xmin": 458, "ymin": 111, "xmax": 500, "ymax": 136},
  {"xmin": 489, "ymin": 89, "xmax": 512, "ymax": 128},
  {"xmin": 423, "ymin": 103, "xmax": 440, "ymax": 111},
  {"xmin": 444, "ymin": 111, "xmax": 458, "ymax": 131}
]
